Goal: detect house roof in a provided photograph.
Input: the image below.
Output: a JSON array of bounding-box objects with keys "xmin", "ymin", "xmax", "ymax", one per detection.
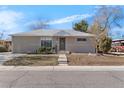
[
  {"xmin": 112, "ymin": 39, "xmax": 124, "ymax": 42},
  {"xmin": 11, "ymin": 29, "xmax": 95, "ymax": 37}
]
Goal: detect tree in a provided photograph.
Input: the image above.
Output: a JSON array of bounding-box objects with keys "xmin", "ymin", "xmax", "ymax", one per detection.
[
  {"xmin": 89, "ymin": 6, "xmax": 124, "ymax": 53},
  {"xmin": 28, "ymin": 19, "xmax": 50, "ymax": 30},
  {"xmin": 98, "ymin": 36, "xmax": 112, "ymax": 53},
  {"xmin": 93, "ymin": 6, "xmax": 123, "ymax": 36},
  {"xmin": 73, "ymin": 20, "xmax": 88, "ymax": 32}
]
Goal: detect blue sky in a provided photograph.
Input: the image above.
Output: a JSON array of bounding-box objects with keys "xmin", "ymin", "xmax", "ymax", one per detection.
[{"xmin": 0, "ymin": 5, "xmax": 124, "ymax": 40}]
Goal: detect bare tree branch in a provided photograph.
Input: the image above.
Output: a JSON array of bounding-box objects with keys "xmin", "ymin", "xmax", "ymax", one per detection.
[{"xmin": 28, "ymin": 18, "xmax": 50, "ymax": 30}]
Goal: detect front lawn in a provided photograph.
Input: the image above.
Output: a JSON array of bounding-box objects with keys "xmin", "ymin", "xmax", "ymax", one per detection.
[
  {"xmin": 3, "ymin": 55, "xmax": 58, "ymax": 66},
  {"xmin": 67, "ymin": 53, "xmax": 124, "ymax": 66}
]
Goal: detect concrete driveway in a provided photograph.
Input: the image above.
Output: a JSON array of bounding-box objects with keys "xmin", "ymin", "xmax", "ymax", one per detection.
[
  {"xmin": 0, "ymin": 66, "xmax": 124, "ymax": 88},
  {"xmin": 0, "ymin": 52, "xmax": 26, "ymax": 65}
]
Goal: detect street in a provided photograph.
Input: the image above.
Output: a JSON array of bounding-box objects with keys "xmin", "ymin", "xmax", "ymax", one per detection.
[
  {"xmin": 0, "ymin": 52, "xmax": 124, "ymax": 88},
  {"xmin": 0, "ymin": 69, "xmax": 124, "ymax": 88}
]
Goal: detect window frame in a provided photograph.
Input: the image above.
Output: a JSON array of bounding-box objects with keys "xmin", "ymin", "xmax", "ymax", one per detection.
[
  {"xmin": 77, "ymin": 38, "xmax": 87, "ymax": 42},
  {"xmin": 41, "ymin": 40, "xmax": 52, "ymax": 47}
]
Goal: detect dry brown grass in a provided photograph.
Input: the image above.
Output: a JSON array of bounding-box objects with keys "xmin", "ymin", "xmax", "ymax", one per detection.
[
  {"xmin": 67, "ymin": 54, "xmax": 124, "ymax": 66},
  {"xmin": 3, "ymin": 55, "xmax": 58, "ymax": 66}
]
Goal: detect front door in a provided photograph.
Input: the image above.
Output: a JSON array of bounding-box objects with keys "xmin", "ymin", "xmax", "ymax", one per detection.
[{"xmin": 59, "ymin": 37, "xmax": 66, "ymax": 50}]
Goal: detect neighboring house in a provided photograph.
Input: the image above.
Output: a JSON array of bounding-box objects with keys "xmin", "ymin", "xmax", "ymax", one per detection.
[
  {"xmin": 112, "ymin": 39, "xmax": 124, "ymax": 52},
  {"xmin": 11, "ymin": 29, "xmax": 96, "ymax": 53},
  {"xmin": 0, "ymin": 39, "xmax": 12, "ymax": 51}
]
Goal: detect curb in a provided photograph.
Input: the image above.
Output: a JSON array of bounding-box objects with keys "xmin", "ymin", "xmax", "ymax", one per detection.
[{"xmin": 0, "ymin": 66, "xmax": 124, "ymax": 71}]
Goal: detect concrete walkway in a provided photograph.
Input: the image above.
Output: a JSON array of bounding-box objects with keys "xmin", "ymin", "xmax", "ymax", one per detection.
[
  {"xmin": 58, "ymin": 54, "xmax": 68, "ymax": 66},
  {"xmin": 1, "ymin": 66, "xmax": 124, "ymax": 71}
]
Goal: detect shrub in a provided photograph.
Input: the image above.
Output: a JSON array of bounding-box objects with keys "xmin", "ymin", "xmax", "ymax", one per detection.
[
  {"xmin": 36, "ymin": 47, "xmax": 52, "ymax": 54},
  {"xmin": 45, "ymin": 47, "xmax": 52, "ymax": 54},
  {"xmin": 36, "ymin": 47, "xmax": 45, "ymax": 54},
  {"xmin": 98, "ymin": 36, "xmax": 112, "ymax": 53},
  {"xmin": 0, "ymin": 46, "xmax": 8, "ymax": 52}
]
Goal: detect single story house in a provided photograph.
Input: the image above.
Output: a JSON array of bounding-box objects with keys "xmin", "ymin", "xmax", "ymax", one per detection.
[{"xmin": 11, "ymin": 29, "xmax": 96, "ymax": 53}]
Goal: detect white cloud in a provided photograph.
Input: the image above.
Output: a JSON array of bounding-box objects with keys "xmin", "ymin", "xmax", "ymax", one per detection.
[
  {"xmin": 46, "ymin": 14, "xmax": 92, "ymax": 25},
  {"xmin": 0, "ymin": 10, "xmax": 25, "ymax": 39},
  {"xmin": 94, "ymin": 6, "xmax": 101, "ymax": 9},
  {"xmin": 94, "ymin": 5, "xmax": 117, "ymax": 9}
]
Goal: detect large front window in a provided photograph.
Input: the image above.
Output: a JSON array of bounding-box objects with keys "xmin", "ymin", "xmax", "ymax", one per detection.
[{"xmin": 41, "ymin": 40, "xmax": 52, "ymax": 47}]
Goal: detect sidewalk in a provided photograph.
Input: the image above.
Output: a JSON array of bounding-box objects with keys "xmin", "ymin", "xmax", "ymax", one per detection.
[{"xmin": 1, "ymin": 66, "xmax": 124, "ymax": 71}]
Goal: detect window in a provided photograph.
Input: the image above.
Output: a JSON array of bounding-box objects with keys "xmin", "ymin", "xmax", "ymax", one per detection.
[
  {"xmin": 41, "ymin": 40, "xmax": 52, "ymax": 47},
  {"xmin": 77, "ymin": 38, "xmax": 87, "ymax": 41}
]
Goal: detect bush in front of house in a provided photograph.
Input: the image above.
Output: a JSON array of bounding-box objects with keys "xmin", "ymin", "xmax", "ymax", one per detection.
[
  {"xmin": 36, "ymin": 47, "xmax": 52, "ymax": 54},
  {"xmin": 0, "ymin": 46, "xmax": 8, "ymax": 52},
  {"xmin": 98, "ymin": 36, "xmax": 112, "ymax": 53},
  {"xmin": 37, "ymin": 47, "xmax": 46, "ymax": 53},
  {"xmin": 45, "ymin": 47, "xmax": 52, "ymax": 54}
]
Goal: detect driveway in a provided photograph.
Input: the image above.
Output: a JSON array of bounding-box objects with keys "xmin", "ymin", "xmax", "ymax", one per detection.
[
  {"xmin": 0, "ymin": 66, "xmax": 124, "ymax": 88},
  {"xmin": 0, "ymin": 52, "xmax": 26, "ymax": 65}
]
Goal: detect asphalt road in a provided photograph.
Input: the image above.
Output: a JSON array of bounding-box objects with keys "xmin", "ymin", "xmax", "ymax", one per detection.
[{"xmin": 0, "ymin": 70, "xmax": 124, "ymax": 88}]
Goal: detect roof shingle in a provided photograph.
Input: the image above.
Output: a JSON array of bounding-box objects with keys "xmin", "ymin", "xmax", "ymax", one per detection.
[{"xmin": 11, "ymin": 29, "xmax": 95, "ymax": 37}]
